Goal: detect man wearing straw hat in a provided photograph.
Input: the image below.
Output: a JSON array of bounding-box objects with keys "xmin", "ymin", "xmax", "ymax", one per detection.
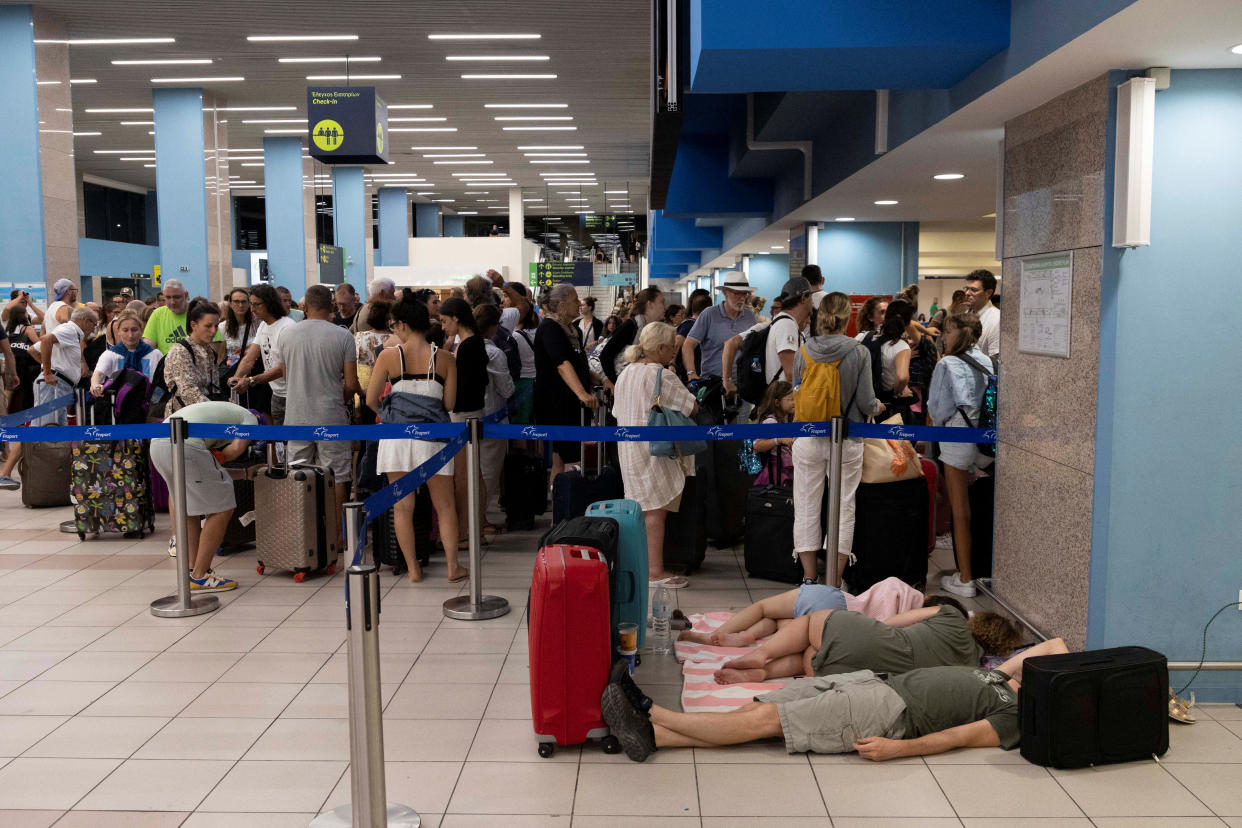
[{"xmin": 680, "ymin": 271, "xmax": 758, "ymax": 418}]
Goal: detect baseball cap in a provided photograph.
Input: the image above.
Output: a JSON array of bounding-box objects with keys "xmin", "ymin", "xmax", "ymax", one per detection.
[
  {"xmin": 777, "ymin": 276, "xmax": 812, "ymax": 305},
  {"xmin": 53, "ymin": 278, "xmax": 75, "ymax": 301}
]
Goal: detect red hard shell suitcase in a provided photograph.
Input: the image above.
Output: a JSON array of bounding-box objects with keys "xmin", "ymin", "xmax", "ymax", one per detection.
[
  {"xmin": 528, "ymin": 544, "xmax": 621, "ymax": 758},
  {"xmin": 920, "ymin": 457, "xmax": 938, "ymax": 557}
]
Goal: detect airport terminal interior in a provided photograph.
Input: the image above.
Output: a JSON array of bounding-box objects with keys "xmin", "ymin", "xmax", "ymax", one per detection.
[{"xmin": 1, "ymin": 0, "xmax": 1241, "ymax": 825}]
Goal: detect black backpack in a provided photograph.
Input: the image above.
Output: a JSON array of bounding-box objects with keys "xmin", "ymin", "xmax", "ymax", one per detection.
[
  {"xmin": 148, "ymin": 340, "xmax": 225, "ymax": 416},
  {"xmin": 492, "ymin": 327, "xmax": 522, "ymax": 382},
  {"xmin": 861, "ymin": 331, "xmax": 886, "ymax": 399},
  {"xmin": 735, "ymin": 313, "xmax": 792, "ymax": 406}
]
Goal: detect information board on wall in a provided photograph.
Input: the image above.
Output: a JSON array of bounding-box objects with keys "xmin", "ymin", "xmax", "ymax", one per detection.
[
  {"xmin": 307, "ymin": 87, "xmax": 389, "ymax": 165},
  {"xmin": 581, "ymin": 214, "xmax": 617, "ymax": 233},
  {"xmin": 600, "ymin": 272, "xmax": 636, "ymax": 286},
  {"xmin": 529, "ymin": 261, "xmax": 594, "ymax": 289},
  {"xmin": 1018, "ymin": 252, "xmax": 1073, "ymax": 358},
  {"xmin": 318, "ymin": 244, "xmax": 345, "ymax": 285}
]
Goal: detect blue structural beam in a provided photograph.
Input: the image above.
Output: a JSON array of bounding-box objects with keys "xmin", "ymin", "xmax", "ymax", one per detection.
[
  {"xmin": 689, "ymin": 0, "xmax": 1009, "ymax": 92},
  {"xmin": 442, "ymin": 215, "xmax": 464, "ymax": 237},
  {"xmin": 153, "ymin": 88, "xmax": 210, "ymax": 298},
  {"xmin": 332, "ymin": 166, "xmax": 366, "ymax": 285},
  {"xmin": 663, "ymin": 137, "xmax": 772, "ymax": 219},
  {"xmin": 650, "ymin": 210, "xmax": 723, "ymax": 251},
  {"xmin": 263, "ymin": 136, "xmax": 308, "ymax": 289},
  {"xmin": 377, "ymin": 187, "xmax": 409, "ymax": 267},
  {"xmin": 0, "ymin": 5, "xmax": 45, "ymax": 286},
  {"xmin": 415, "ymin": 203, "xmax": 441, "ymax": 237}
]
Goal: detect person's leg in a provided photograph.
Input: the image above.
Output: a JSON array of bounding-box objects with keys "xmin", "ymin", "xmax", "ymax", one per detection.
[
  {"xmin": 427, "ymin": 474, "xmax": 465, "ymax": 580},
  {"xmin": 678, "ymin": 588, "xmax": 799, "ymax": 646},
  {"xmin": 1, "ymin": 443, "xmax": 20, "ymax": 477},
  {"xmin": 184, "ymin": 515, "xmax": 202, "ymax": 570},
  {"xmin": 835, "ymin": 438, "xmax": 865, "ymax": 584},
  {"xmin": 192, "ymin": 511, "xmax": 232, "ymax": 579},
  {"xmin": 716, "ymin": 608, "xmax": 834, "ymax": 683},
  {"xmin": 387, "ymin": 472, "xmax": 423, "ymax": 583},
  {"xmin": 944, "ymin": 464, "xmax": 973, "ymax": 582},
  {"xmin": 649, "ymin": 701, "xmax": 783, "ymax": 747},
  {"xmin": 792, "ymin": 437, "xmax": 829, "ymax": 581},
  {"xmin": 644, "ymin": 507, "xmax": 672, "ymax": 581}
]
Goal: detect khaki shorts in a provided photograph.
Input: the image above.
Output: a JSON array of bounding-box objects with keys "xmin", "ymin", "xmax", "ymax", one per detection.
[{"xmin": 756, "ymin": 670, "xmax": 908, "ymax": 754}]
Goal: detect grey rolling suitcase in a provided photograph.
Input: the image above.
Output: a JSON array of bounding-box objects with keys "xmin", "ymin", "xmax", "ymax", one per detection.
[{"xmin": 254, "ymin": 447, "xmax": 340, "ymax": 582}]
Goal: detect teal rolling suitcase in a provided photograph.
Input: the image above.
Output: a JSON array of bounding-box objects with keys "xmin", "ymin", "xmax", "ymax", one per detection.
[{"xmin": 586, "ymin": 499, "xmax": 649, "ymax": 649}]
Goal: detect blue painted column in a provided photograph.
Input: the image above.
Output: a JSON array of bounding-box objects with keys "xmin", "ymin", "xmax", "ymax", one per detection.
[
  {"xmin": 377, "ymin": 187, "xmax": 409, "ymax": 267},
  {"xmin": 153, "ymin": 88, "xmax": 210, "ymax": 298},
  {"xmin": 262, "ymin": 137, "xmax": 308, "ymax": 289},
  {"xmin": 0, "ymin": 5, "xmax": 47, "ymax": 285},
  {"xmin": 415, "ymin": 203, "xmax": 441, "ymax": 237},
  {"xmin": 332, "ymin": 166, "xmax": 366, "ymax": 285},
  {"xmin": 442, "ymin": 215, "xmax": 464, "ymax": 237}
]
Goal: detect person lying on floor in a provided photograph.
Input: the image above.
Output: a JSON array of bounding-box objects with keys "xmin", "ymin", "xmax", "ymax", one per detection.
[
  {"xmin": 602, "ymin": 636, "xmax": 1069, "ymax": 762},
  {"xmin": 712, "ymin": 596, "xmax": 1022, "ymax": 685},
  {"xmin": 678, "ymin": 582, "xmax": 931, "ymax": 648}
]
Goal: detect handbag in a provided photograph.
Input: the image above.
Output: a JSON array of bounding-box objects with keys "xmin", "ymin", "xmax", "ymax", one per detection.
[
  {"xmin": 861, "ymin": 414, "xmax": 924, "ymax": 484},
  {"xmin": 647, "ymin": 367, "xmax": 707, "ymax": 458}
]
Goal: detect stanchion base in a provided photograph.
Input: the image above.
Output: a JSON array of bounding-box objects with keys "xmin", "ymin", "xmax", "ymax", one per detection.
[
  {"xmin": 149, "ymin": 593, "xmax": 220, "ymax": 618},
  {"xmin": 309, "ymin": 802, "xmax": 421, "ymax": 827},
  {"xmin": 442, "ymin": 594, "xmax": 510, "ymax": 621}
]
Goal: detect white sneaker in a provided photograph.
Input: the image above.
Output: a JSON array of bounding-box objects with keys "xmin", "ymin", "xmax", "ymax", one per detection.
[
  {"xmin": 940, "ymin": 572, "xmax": 977, "ymax": 598},
  {"xmin": 934, "ymin": 534, "xmax": 954, "ymax": 550},
  {"xmin": 168, "ymin": 535, "xmax": 177, "ymax": 557}
]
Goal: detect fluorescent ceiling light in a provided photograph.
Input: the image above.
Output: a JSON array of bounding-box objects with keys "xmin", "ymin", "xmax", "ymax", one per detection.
[
  {"xmin": 36, "ymin": 81, "xmax": 60, "ymax": 85},
  {"xmin": 756, "ymin": 251, "xmax": 770, "ymax": 255},
  {"xmin": 517, "ymin": 145, "xmax": 583, "ymax": 150},
  {"xmin": 423, "ymin": 153, "xmax": 485, "ymax": 158},
  {"xmin": 217, "ymin": 106, "xmax": 297, "ymax": 112},
  {"xmin": 494, "ymin": 116, "xmax": 572, "ymax": 121},
  {"xmin": 452, "ymin": 172, "xmax": 506, "ymax": 176},
  {"xmin": 248, "ymin": 34, "xmax": 358, "ymax": 42},
  {"xmin": 410, "ymin": 146, "xmax": 476, "ymax": 150},
  {"xmin": 112, "ymin": 58, "xmax": 211, "ymax": 65},
  {"xmin": 457, "ymin": 211, "xmax": 478, "ymax": 214},
  {"xmin": 433, "ymin": 160, "xmax": 492, "ymax": 165},
  {"xmin": 306, "ymin": 74, "xmax": 400, "ymax": 80},
  {"xmin": 522, "ymin": 197, "xmax": 544, "ymax": 201},
  {"xmin": 85, "ymin": 107, "xmax": 153, "ymax": 113},
  {"xmin": 529, "ymin": 160, "xmax": 589, "ymax": 164},
  {"xmin": 874, "ymin": 200, "xmax": 899, "ymax": 205},
  {"xmin": 932, "ymin": 173, "xmax": 964, "ymax": 180},
  {"xmin": 525, "ymin": 152, "xmax": 586, "ymax": 157},
  {"xmin": 390, "ymin": 127, "xmax": 457, "ymax": 132},
  {"xmin": 389, "ymin": 104, "xmax": 434, "ymax": 110},
  {"xmin": 151, "ymin": 76, "xmax": 244, "ymax": 82},
  {"xmin": 242, "ymin": 119, "xmax": 303, "ymax": 124},
  {"xmin": 462, "ymin": 74, "xmax": 556, "ymax": 80},
  {"xmin": 835, "ymin": 217, "xmax": 855, "ymax": 222},
  {"xmin": 70, "ymin": 78, "xmax": 97, "ymax": 84},
  {"xmin": 503, "ymin": 126, "xmax": 575, "ymax": 131},
  {"xmin": 541, "ymin": 171, "xmax": 594, "ymax": 176},
  {"xmin": 603, "ymin": 190, "xmax": 629, "ymax": 194},
  {"xmin": 574, "ymin": 210, "xmax": 596, "ymax": 214},
  {"xmin": 433, "ymin": 199, "xmax": 455, "ymax": 202},
  {"xmin": 72, "ymin": 131, "xmax": 101, "ymax": 136},
  {"xmin": 463, "ymin": 191, "xmax": 491, "ymax": 195},
  {"xmin": 389, "ymin": 117, "xmax": 447, "ymax": 122},
  {"xmin": 278, "ymin": 56, "xmax": 380, "ymax": 63},
  {"xmin": 369, "ymin": 173, "xmax": 423, "ymax": 177},
  {"xmin": 264, "ymin": 128, "xmax": 306, "ymax": 134},
  {"xmin": 36, "ymin": 37, "xmax": 175, "ymax": 45},
  {"xmin": 240, "ymin": 162, "xmax": 264, "ymax": 166},
  {"xmin": 121, "ymin": 120, "xmax": 154, "ymax": 125},
  {"xmin": 121, "ymin": 156, "xmax": 155, "ymax": 161},
  {"xmin": 446, "ymin": 55, "xmax": 549, "ymax": 61},
  {"xmin": 428, "ymin": 34, "xmax": 541, "ymax": 40},
  {"xmin": 770, "ymin": 245, "xmax": 784, "ymax": 249},
  {"xmin": 93, "ymin": 149, "xmax": 153, "ymax": 154},
  {"xmin": 144, "ymin": 164, "xmax": 155, "ymax": 168},
  {"xmin": 1230, "ymin": 43, "xmax": 1242, "ymax": 54},
  {"xmin": 476, "ymin": 199, "xmax": 499, "ymax": 202},
  {"xmin": 486, "ymin": 103, "xmax": 567, "ymax": 108}
]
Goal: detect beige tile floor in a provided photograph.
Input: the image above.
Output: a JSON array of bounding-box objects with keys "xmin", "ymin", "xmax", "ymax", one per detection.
[{"xmin": 0, "ymin": 493, "xmax": 1240, "ymax": 827}]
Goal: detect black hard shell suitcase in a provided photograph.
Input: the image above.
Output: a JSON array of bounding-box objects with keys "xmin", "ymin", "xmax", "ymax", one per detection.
[
  {"xmin": 1020, "ymin": 646, "xmax": 1169, "ymax": 768},
  {"xmin": 743, "ymin": 477, "xmax": 800, "ymax": 583},
  {"xmin": 371, "ymin": 485, "xmax": 433, "ymax": 573},
  {"xmin": 844, "ymin": 477, "xmax": 929, "ymax": 591},
  {"xmin": 502, "ymin": 451, "xmax": 548, "ymax": 530},
  {"xmin": 698, "ymin": 438, "xmax": 756, "ymax": 549},
  {"xmin": 969, "ymin": 475, "xmax": 995, "ymax": 579},
  {"xmin": 662, "ymin": 474, "xmax": 708, "ymax": 574},
  {"xmin": 551, "ymin": 396, "xmax": 622, "ymax": 524},
  {"xmin": 221, "ymin": 463, "xmax": 263, "ymax": 552}
]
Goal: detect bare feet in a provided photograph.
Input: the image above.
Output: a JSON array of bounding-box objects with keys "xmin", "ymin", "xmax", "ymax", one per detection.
[
  {"xmin": 407, "ymin": 563, "xmax": 424, "ymax": 584},
  {"xmin": 677, "ymin": 630, "xmax": 713, "ymax": 644},
  {"xmin": 448, "ymin": 567, "xmax": 470, "ymax": 583},
  {"xmin": 720, "ymin": 650, "xmax": 766, "ymax": 671},
  {"xmin": 714, "ymin": 666, "xmax": 767, "ymax": 684},
  {"xmin": 710, "ymin": 631, "xmax": 758, "ymax": 647}
]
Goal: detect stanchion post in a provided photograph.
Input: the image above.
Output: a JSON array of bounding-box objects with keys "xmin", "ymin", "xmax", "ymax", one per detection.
[
  {"xmin": 825, "ymin": 416, "xmax": 845, "ymax": 588},
  {"xmin": 443, "ymin": 418, "xmax": 510, "ymax": 621},
  {"xmin": 345, "ymin": 499, "xmax": 366, "ymax": 567},
  {"xmin": 311, "ymin": 552, "xmax": 420, "ymax": 828},
  {"xmin": 75, "ymin": 387, "xmax": 88, "ymax": 426},
  {"xmin": 150, "ymin": 417, "xmax": 220, "ymax": 618}
]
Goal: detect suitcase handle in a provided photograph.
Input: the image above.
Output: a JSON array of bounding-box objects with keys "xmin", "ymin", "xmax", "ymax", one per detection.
[{"xmin": 569, "ymin": 547, "xmax": 606, "ymax": 563}]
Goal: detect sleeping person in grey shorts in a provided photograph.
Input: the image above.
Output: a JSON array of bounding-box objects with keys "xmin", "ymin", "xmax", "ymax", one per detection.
[{"xmin": 601, "ymin": 637, "xmax": 1069, "ymax": 762}]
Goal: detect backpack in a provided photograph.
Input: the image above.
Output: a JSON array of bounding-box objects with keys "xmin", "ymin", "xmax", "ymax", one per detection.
[
  {"xmin": 860, "ymin": 331, "xmax": 886, "ymax": 399},
  {"xmin": 955, "ymin": 352, "xmax": 998, "ymax": 458},
  {"xmin": 148, "ymin": 340, "xmax": 224, "ymax": 418},
  {"xmin": 93, "ymin": 368, "xmax": 150, "ymax": 425},
  {"xmin": 736, "ymin": 313, "xmax": 793, "ymax": 406},
  {"xmin": 794, "ymin": 346, "xmax": 848, "ymax": 422},
  {"xmin": 492, "ymin": 327, "xmax": 522, "ymax": 383}
]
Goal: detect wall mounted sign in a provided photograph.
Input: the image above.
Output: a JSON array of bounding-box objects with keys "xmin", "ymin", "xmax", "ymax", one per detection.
[
  {"xmin": 1018, "ymin": 252, "xmax": 1072, "ymax": 358},
  {"xmin": 528, "ymin": 261, "xmax": 594, "ymax": 289},
  {"xmin": 600, "ymin": 272, "xmax": 637, "ymax": 286},
  {"xmin": 318, "ymin": 244, "xmax": 345, "ymax": 285},
  {"xmin": 307, "ymin": 87, "xmax": 389, "ymax": 165}
]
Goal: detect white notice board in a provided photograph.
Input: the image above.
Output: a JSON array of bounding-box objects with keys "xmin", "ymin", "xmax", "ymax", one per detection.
[{"xmin": 1018, "ymin": 252, "xmax": 1072, "ymax": 358}]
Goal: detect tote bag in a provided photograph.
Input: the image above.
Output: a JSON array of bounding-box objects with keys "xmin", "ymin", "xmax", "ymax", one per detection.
[
  {"xmin": 861, "ymin": 414, "xmax": 924, "ymax": 484},
  {"xmin": 647, "ymin": 367, "xmax": 707, "ymax": 458}
]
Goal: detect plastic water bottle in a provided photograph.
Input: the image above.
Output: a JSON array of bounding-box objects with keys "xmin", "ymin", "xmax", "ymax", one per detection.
[{"xmin": 651, "ymin": 586, "xmax": 673, "ymax": 656}]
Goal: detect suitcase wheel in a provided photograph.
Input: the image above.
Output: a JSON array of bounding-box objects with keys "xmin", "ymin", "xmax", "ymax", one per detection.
[
  {"xmin": 256, "ymin": 563, "xmax": 265, "ymax": 575},
  {"xmin": 77, "ymin": 533, "xmax": 85, "ymax": 541},
  {"xmin": 601, "ymin": 735, "xmax": 622, "ymax": 754},
  {"xmin": 537, "ymin": 743, "xmax": 555, "ymax": 759},
  {"xmin": 293, "ymin": 571, "xmax": 306, "ymax": 583},
  {"xmin": 326, "ymin": 563, "xmax": 337, "ymax": 576}
]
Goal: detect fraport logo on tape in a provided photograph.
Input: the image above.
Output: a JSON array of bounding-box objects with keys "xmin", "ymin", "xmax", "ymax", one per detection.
[
  {"xmin": 224, "ymin": 425, "xmax": 246, "ymax": 437},
  {"xmin": 983, "ymin": 429, "xmax": 998, "ymax": 442},
  {"xmin": 706, "ymin": 426, "xmax": 734, "ymax": 438},
  {"xmin": 0, "ymin": 429, "xmax": 19, "ymax": 440},
  {"xmin": 521, "ymin": 425, "xmax": 549, "ymax": 439},
  {"xmin": 83, "ymin": 426, "xmax": 110, "ymax": 439},
  {"xmin": 887, "ymin": 425, "xmax": 918, "ymax": 441},
  {"xmin": 799, "ymin": 423, "xmax": 830, "ymax": 436},
  {"xmin": 613, "ymin": 427, "xmax": 641, "ymax": 441},
  {"xmin": 403, "ymin": 425, "xmax": 433, "ymax": 438},
  {"xmin": 313, "ymin": 427, "xmax": 341, "ymax": 439}
]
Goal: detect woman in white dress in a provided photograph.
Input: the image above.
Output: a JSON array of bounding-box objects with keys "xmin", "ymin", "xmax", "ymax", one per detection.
[
  {"xmin": 613, "ymin": 322, "xmax": 698, "ymax": 588},
  {"xmin": 366, "ymin": 293, "xmax": 464, "ymax": 584}
]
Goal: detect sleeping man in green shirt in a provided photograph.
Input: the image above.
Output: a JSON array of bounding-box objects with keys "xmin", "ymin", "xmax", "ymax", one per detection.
[{"xmin": 603, "ymin": 636, "xmax": 1070, "ymax": 762}]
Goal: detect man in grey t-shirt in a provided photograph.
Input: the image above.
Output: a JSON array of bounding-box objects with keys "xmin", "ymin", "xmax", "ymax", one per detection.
[
  {"xmin": 682, "ymin": 272, "xmax": 758, "ymax": 386},
  {"xmin": 278, "ymin": 286, "xmax": 360, "ymax": 520}
]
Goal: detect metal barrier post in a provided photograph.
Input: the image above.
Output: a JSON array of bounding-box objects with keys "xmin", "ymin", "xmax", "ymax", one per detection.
[
  {"xmin": 443, "ymin": 417, "xmax": 510, "ymax": 621},
  {"xmin": 825, "ymin": 416, "xmax": 845, "ymax": 588},
  {"xmin": 75, "ymin": 387, "xmax": 88, "ymax": 426},
  {"xmin": 311, "ymin": 519, "xmax": 420, "ymax": 828},
  {"xmin": 151, "ymin": 418, "xmax": 220, "ymax": 618}
]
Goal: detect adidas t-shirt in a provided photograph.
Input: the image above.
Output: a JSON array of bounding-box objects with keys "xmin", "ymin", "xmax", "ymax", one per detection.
[{"xmin": 143, "ymin": 306, "xmax": 223, "ymax": 355}]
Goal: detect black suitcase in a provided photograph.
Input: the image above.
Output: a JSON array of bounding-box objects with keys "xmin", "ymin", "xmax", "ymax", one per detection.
[
  {"xmin": 372, "ymin": 485, "xmax": 433, "ymax": 573},
  {"xmin": 969, "ymin": 475, "xmax": 994, "ymax": 579},
  {"xmin": 221, "ymin": 463, "xmax": 262, "ymax": 552},
  {"xmin": 1020, "ymin": 646, "xmax": 1169, "ymax": 768},
  {"xmin": 698, "ymin": 438, "xmax": 756, "ymax": 549},
  {"xmin": 663, "ymin": 474, "xmax": 708, "ymax": 574},
  {"xmin": 551, "ymin": 397, "xmax": 622, "ymax": 524},
  {"xmin": 502, "ymin": 451, "xmax": 548, "ymax": 530},
  {"xmin": 543, "ymin": 515, "xmax": 621, "ymax": 648},
  {"xmin": 743, "ymin": 470, "xmax": 800, "ymax": 583},
  {"xmin": 844, "ymin": 477, "xmax": 929, "ymax": 591}
]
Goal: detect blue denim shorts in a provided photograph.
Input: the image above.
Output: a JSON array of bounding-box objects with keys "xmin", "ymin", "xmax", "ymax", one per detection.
[{"xmin": 793, "ymin": 584, "xmax": 848, "ymax": 618}]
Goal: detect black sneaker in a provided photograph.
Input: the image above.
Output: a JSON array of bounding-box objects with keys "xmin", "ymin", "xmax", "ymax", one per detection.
[
  {"xmin": 610, "ymin": 659, "xmax": 653, "ymax": 712},
  {"xmin": 601, "ymin": 683, "xmax": 656, "ymax": 762}
]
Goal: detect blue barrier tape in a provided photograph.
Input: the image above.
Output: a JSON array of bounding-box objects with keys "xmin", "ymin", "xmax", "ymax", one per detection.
[
  {"xmin": 481, "ymin": 420, "xmax": 996, "ymax": 445},
  {"xmin": 361, "ymin": 427, "xmax": 469, "ymax": 523},
  {"xmin": 0, "ymin": 423, "xmax": 167, "ymax": 442},
  {"xmin": 0, "ymin": 392, "xmax": 76, "ymax": 428},
  {"xmin": 186, "ymin": 422, "xmax": 468, "ymax": 441}
]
